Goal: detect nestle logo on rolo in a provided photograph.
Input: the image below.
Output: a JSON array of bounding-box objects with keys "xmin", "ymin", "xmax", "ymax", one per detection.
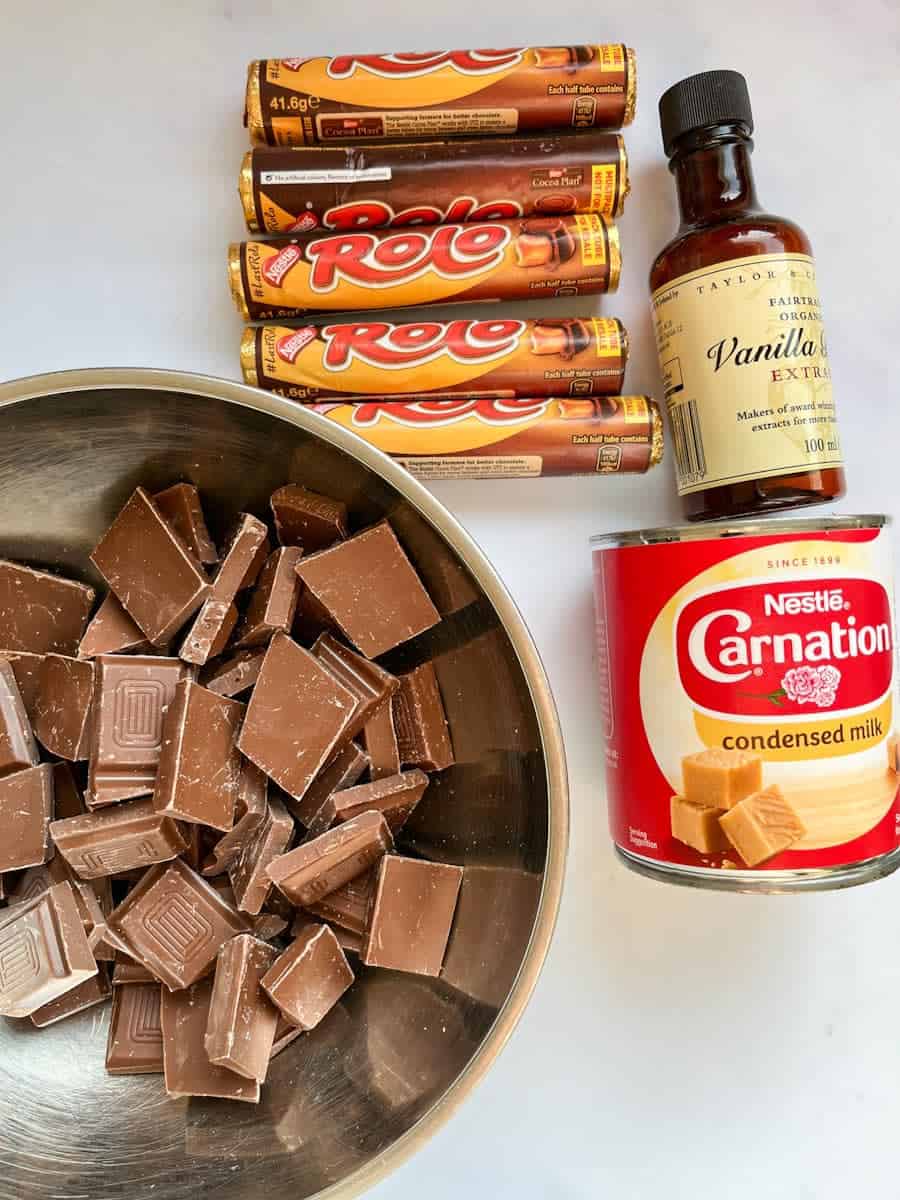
[{"xmin": 675, "ymin": 579, "xmax": 893, "ymax": 717}]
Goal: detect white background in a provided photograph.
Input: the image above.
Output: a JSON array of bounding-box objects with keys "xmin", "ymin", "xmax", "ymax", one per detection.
[{"xmin": 2, "ymin": 2, "xmax": 900, "ymax": 1197}]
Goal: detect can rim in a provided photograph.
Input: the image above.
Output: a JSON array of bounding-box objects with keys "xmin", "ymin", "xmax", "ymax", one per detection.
[{"xmin": 590, "ymin": 513, "xmax": 888, "ymax": 549}]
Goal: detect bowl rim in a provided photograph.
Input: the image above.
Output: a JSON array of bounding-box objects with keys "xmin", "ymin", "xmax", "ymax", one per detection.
[{"xmin": 0, "ymin": 366, "xmax": 569, "ymax": 1198}]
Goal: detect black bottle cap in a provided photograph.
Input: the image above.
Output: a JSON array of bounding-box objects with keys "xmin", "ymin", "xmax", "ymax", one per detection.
[{"xmin": 659, "ymin": 70, "xmax": 753, "ymax": 156}]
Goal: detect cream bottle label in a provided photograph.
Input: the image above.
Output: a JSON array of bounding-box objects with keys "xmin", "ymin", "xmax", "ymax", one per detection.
[{"xmin": 651, "ymin": 252, "xmax": 843, "ymax": 496}]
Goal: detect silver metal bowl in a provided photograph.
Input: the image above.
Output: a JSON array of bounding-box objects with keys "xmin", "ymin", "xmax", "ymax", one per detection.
[{"xmin": 0, "ymin": 369, "xmax": 567, "ymax": 1200}]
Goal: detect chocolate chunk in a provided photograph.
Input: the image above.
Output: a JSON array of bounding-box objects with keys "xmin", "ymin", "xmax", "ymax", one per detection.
[
  {"xmin": 237, "ymin": 633, "xmax": 356, "ymax": 801},
  {"xmin": 307, "ymin": 769, "xmax": 428, "ymax": 837},
  {"xmin": 10, "ymin": 854, "xmax": 108, "ymax": 951},
  {"xmin": 0, "ymin": 882, "xmax": 97, "ymax": 1017},
  {"xmin": 0, "ymin": 658, "xmax": 39, "ymax": 776},
  {"xmin": 31, "ymin": 963, "xmax": 112, "ymax": 1027},
  {"xmin": 284, "ymin": 740, "xmax": 369, "ymax": 827},
  {"xmin": 295, "ymin": 523, "xmax": 439, "ymax": 658},
  {"xmin": 153, "ymin": 483, "xmax": 218, "ymax": 565},
  {"xmin": 0, "ymin": 650, "xmax": 45, "ymax": 723},
  {"xmin": 179, "ymin": 598, "xmax": 238, "ymax": 666},
  {"xmin": 291, "ymin": 587, "xmax": 334, "ymax": 644},
  {"xmin": 52, "ymin": 762, "xmax": 86, "ymax": 820},
  {"xmin": 0, "ymin": 764, "xmax": 53, "ymax": 872},
  {"xmin": 111, "ymin": 957, "xmax": 157, "ymax": 985},
  {"xmin": 229, "ymin": 796, "xmax": 294, "ymax": 915},
  {"xmin": 267, "ymin": 810, "xmax": 392, "ymax": 907},
  {"xmin": 261, "ymin": 924, "xmax": 353, "ymax": 1031},
  {"xmin": 162, "ymin": 977, "xmax": 260, "ymax": 1103},
  {"xmin": 90, "ymin": 488, "xmax": 209, "ymax": 646},
  {"xmin": 233, "ymin": 547, "xmax": 303, "ymax": 649},
  {"xmin": 33, "ymin": 654, "xmax": 95, "ymax": 761},
  {"xmin": 270, "ymin": 484, "xmax": 348, "ymax": 552},
  {"xmin": 200, "ymin": 647, "xmax": 266, "ymax": 698},
  {"xmin": 270, "ymin": 1013, "xmax": 304, "ymax": 1059},
  {"xmin": 251, "ymin": 912, "xmax": 289, "ymax": 941},
  {"xmin": 106, "ymin": 981, "xmax": 164, "ymax": 1074},
  {"xmin": 361, "ymin": 701, "xmax": 400, "ymax": 780},
  {"xmin": 107, "ymin": 858, "xmax": 250, "ymax": 990},
  {"xmin": 311, "ymin": 632, "xmax": 398, "ymax": 739},
  {"xmin": 202, "ymin": 760, "xmax": 268, "ymax": 877},
  {"xmin": 393, "ymin": 662, "xmax": 454, "ymax": 771},
  {"xmin": 78, "ymin": 594, "xmax": 151, "ymax": 658},
  {"xmin": 363, "ymin": 855, "xmax": 462, "ymax": 976},
  {"xmin": 179, "ymin": 514, "xmax": 269, "ymax": 665},
  {"xmin": 153, "ymin": 680, "xmax": 244, "ymax": 831},
  {"xmin": 206, "ymin": 934, "xmax": 279, "ymax": 1083},
  {"xmin": 51, "ymin": 798, "xmax": 189, "ymax": 880},
  {"xmin": 87, "ymin": 655, "xmax": 188, "ymax": 808},
  {"xmin": 304, "ymin": 868, "xmax": 374, "ymax": 935},
  {"xmin": 0, "ymin": 560, "xmax": 94, "ymax": 655},
  {"xmin": 440, "ymin": 865, "xmax": 542, "ymax": 1008}
]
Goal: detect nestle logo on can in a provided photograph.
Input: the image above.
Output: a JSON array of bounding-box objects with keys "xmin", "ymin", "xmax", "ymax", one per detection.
[
  {"xmin": 276, "ymin": 327, "xmax": 318, "ymax": 363},
  {"xmin": 262, "ymin": 245, "xmax": 303, "ymax": 287}
]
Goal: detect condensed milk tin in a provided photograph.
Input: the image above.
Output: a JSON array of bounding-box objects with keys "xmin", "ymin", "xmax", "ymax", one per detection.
[{"xmin": 591, "ymin": 515, "xmax": 900, "ymax": 892}]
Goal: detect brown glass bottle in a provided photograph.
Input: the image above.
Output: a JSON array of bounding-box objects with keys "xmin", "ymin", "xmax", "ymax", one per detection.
[{"xmin": 650, "ymin": 71, "xmax": 845, "ymax": 521}]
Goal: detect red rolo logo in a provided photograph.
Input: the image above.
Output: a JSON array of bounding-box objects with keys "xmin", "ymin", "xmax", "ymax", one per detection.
[
  {"xmin": 323, "ymin": 197, "xmax": 522, "ymax": 231},
  {"xmin": 350, "ymin": 398, "xmax": 549, "ymax": 428},
  {"xmin": 320, "ymin": 318, "xmax": 526, "ymax": 372},
  {"xmin": 326, "ymin": 50, "xmax": 524, "ymax": 79},
  {"xmin": 261, "ymin": 244, "xmax": 302, "ymax": 287},
  {"xmin": 675, "ymin": 578, "xmax": 894, "ymax": 717},
  {"xmin": 305, "ymin": 224, "xmax": 510, "ymax": 294}
]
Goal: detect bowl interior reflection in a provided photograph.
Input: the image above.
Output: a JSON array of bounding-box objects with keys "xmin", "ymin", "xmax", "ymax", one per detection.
[{"xmin": 0, "ymin": 382, "xmax": 553, "ymax": 1200}]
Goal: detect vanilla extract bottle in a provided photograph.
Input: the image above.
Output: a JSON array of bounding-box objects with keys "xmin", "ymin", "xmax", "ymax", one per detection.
[{"xmin": 650, "ymin": 70, "xmax": 846, "ymax": 520}]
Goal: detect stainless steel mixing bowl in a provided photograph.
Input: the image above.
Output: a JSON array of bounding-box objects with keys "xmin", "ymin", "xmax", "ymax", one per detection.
[{"xmin": 0, "ymin": 369, "xmax": 567, "ymax": 1200}]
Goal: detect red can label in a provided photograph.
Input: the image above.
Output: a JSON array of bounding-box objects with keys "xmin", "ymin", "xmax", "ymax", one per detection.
[{"xmin": 593, "ymin": 524, "xmax": 900, "ymax": 875}]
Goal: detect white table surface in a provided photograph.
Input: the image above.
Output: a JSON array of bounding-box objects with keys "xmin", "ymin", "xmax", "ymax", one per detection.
[{"xmin": 3, "ymin": 2, "xmax": 900, "ymax": 1196}]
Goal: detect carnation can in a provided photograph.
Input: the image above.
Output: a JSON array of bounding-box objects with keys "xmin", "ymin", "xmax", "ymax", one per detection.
[{"xmin": 591, "ymin": 515, "xmax": 900, "ymax": 892}]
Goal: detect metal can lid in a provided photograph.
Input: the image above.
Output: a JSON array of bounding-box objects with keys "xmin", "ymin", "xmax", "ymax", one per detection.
[{"xmin": 590, "ymin": 513, "xmax": 888, "ymax": 550}]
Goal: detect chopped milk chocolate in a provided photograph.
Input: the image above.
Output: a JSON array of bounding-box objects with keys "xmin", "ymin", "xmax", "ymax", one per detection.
[
  {"xmin": 50, "ymin": 799, "xmax": 189, "ymax": 880},
  {"xmin": 295, "ymin": 523, "xmax": 440, "ymax": 658},
  {"xmin": 107, "ymin": 858, "xmax": 250, "ymax": 990},
  {"xmin": 0, "ymin": 764, "xmax": 54, "ymax": 872},
  {"xmin": 106, "ymin": 981, "xmax": 164, "ymax": 1074},
  {"xmin": 363, "ymin": 856, "xmax": 462, "ymax": 977},
  {"xmin": 681, "ymin": 748, "xmax": 763, "ymax": 810},
  {"xmin": 33, "ymin": 654, "xmax": 95, "ymax": 761},
  {"xmin": 229, "ymin": 795, "xmax": 294, "ymax": 915},
  {"xmin": 0, "ymin": 658, "xmax": 40, "ymax": 775},
  {"xmin": 237, "ymin": 633, "xmax": 356, "ymax": 800},
  {"xmin": 111, "ymin": 958, "xmax": 158, "ymax": 986},
  {"xmin": 153, "ymin": 483, "xmax": 218, "ymax": 565},
  {"xmin": 202, "ymin": 761, "xmax": 268, "ymax": 877},
  {"xmin": 285, "ymin": 740, "xmax": 369, "ymax": 827},
  {"xmin": 31, "ymin": 964, "xmax": 112, "ymax": 1028},
  {"xmin": 361, "ymin": 702, "xmax": 400, "ymax": 780},
  {"xmin": 270, "ymin": 484, "xmax": 348, "ymax": 552},
  {"xmin": 10, "ymin": 856, "xmax": 108, "ymax": 949},
  {"xmin": 162, "ymin": 976, "xmax": 261, "ymax": 1103},
  {"xmin": 306, "ymin": 769, "xmax": 428, "ymax": 837},
  {"xmin": 200, "ymin": 646, "xmax": 266, "ymax": 697},
  {"xmin": 0, "ymin": 650, "xmax": 45, "ymax": 723},
  {"xmin": 179, "ymin": 598, "xmax": 238, "ymax": 666},
  {"xmin": 205, "ymin": 934, "xmax": 279, "ymax": 1083},
  {"xmin": 270, "ymin": 1013, "xmax": 305, "ymax": 1059},
  {"xmin": 261, "ymin": 923, "xmax": 353, "ymax": 1031},
  {"xmin": 311, "ymin": 632, "xmax": 398, "ymax": 739},
  {"xmin": 90, "ymin": 488, "xmax": 209, "ymax": 646},
  {"xmin": 393, "ymin": 662, "xmax": 454, "ymax": 771},
  {"xmin": 154, "ymin": 680, "xmax": 244, "ymax": 831},
  {"xmin": 0, "ymin": 560, "xmax": 94, "ymax": 655},
  {"xmin": 304, "ymin": 868, "xmax": 375, "ymax": 935},
  {"xmin": 213, "ymin": 513, "xmax": 270, "ymax": 597},
  {"xmin": 234, "ymin": 547, "xmax": 303, "ymax": 648},
  {"xmin": 719, "ymin": 785, "xmax": 806, "ymax": 867},
  {"xmin": 669, "ymin": 795, "xmax": 729, "ymax": 855},
  {"xmin": 0, "ymin": 883, "xmax": 97, "ymax": 1017},
  {"xmin": 87, "ymin": 655, "xmax": 188, "ymax": 807},
  {"xmin": 267, "ymin": 810, "xmax": 393, "ymax": 907},
  {"xmin": 78, "ymin": 593, "xmax": 150, "ymax": 658}
]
